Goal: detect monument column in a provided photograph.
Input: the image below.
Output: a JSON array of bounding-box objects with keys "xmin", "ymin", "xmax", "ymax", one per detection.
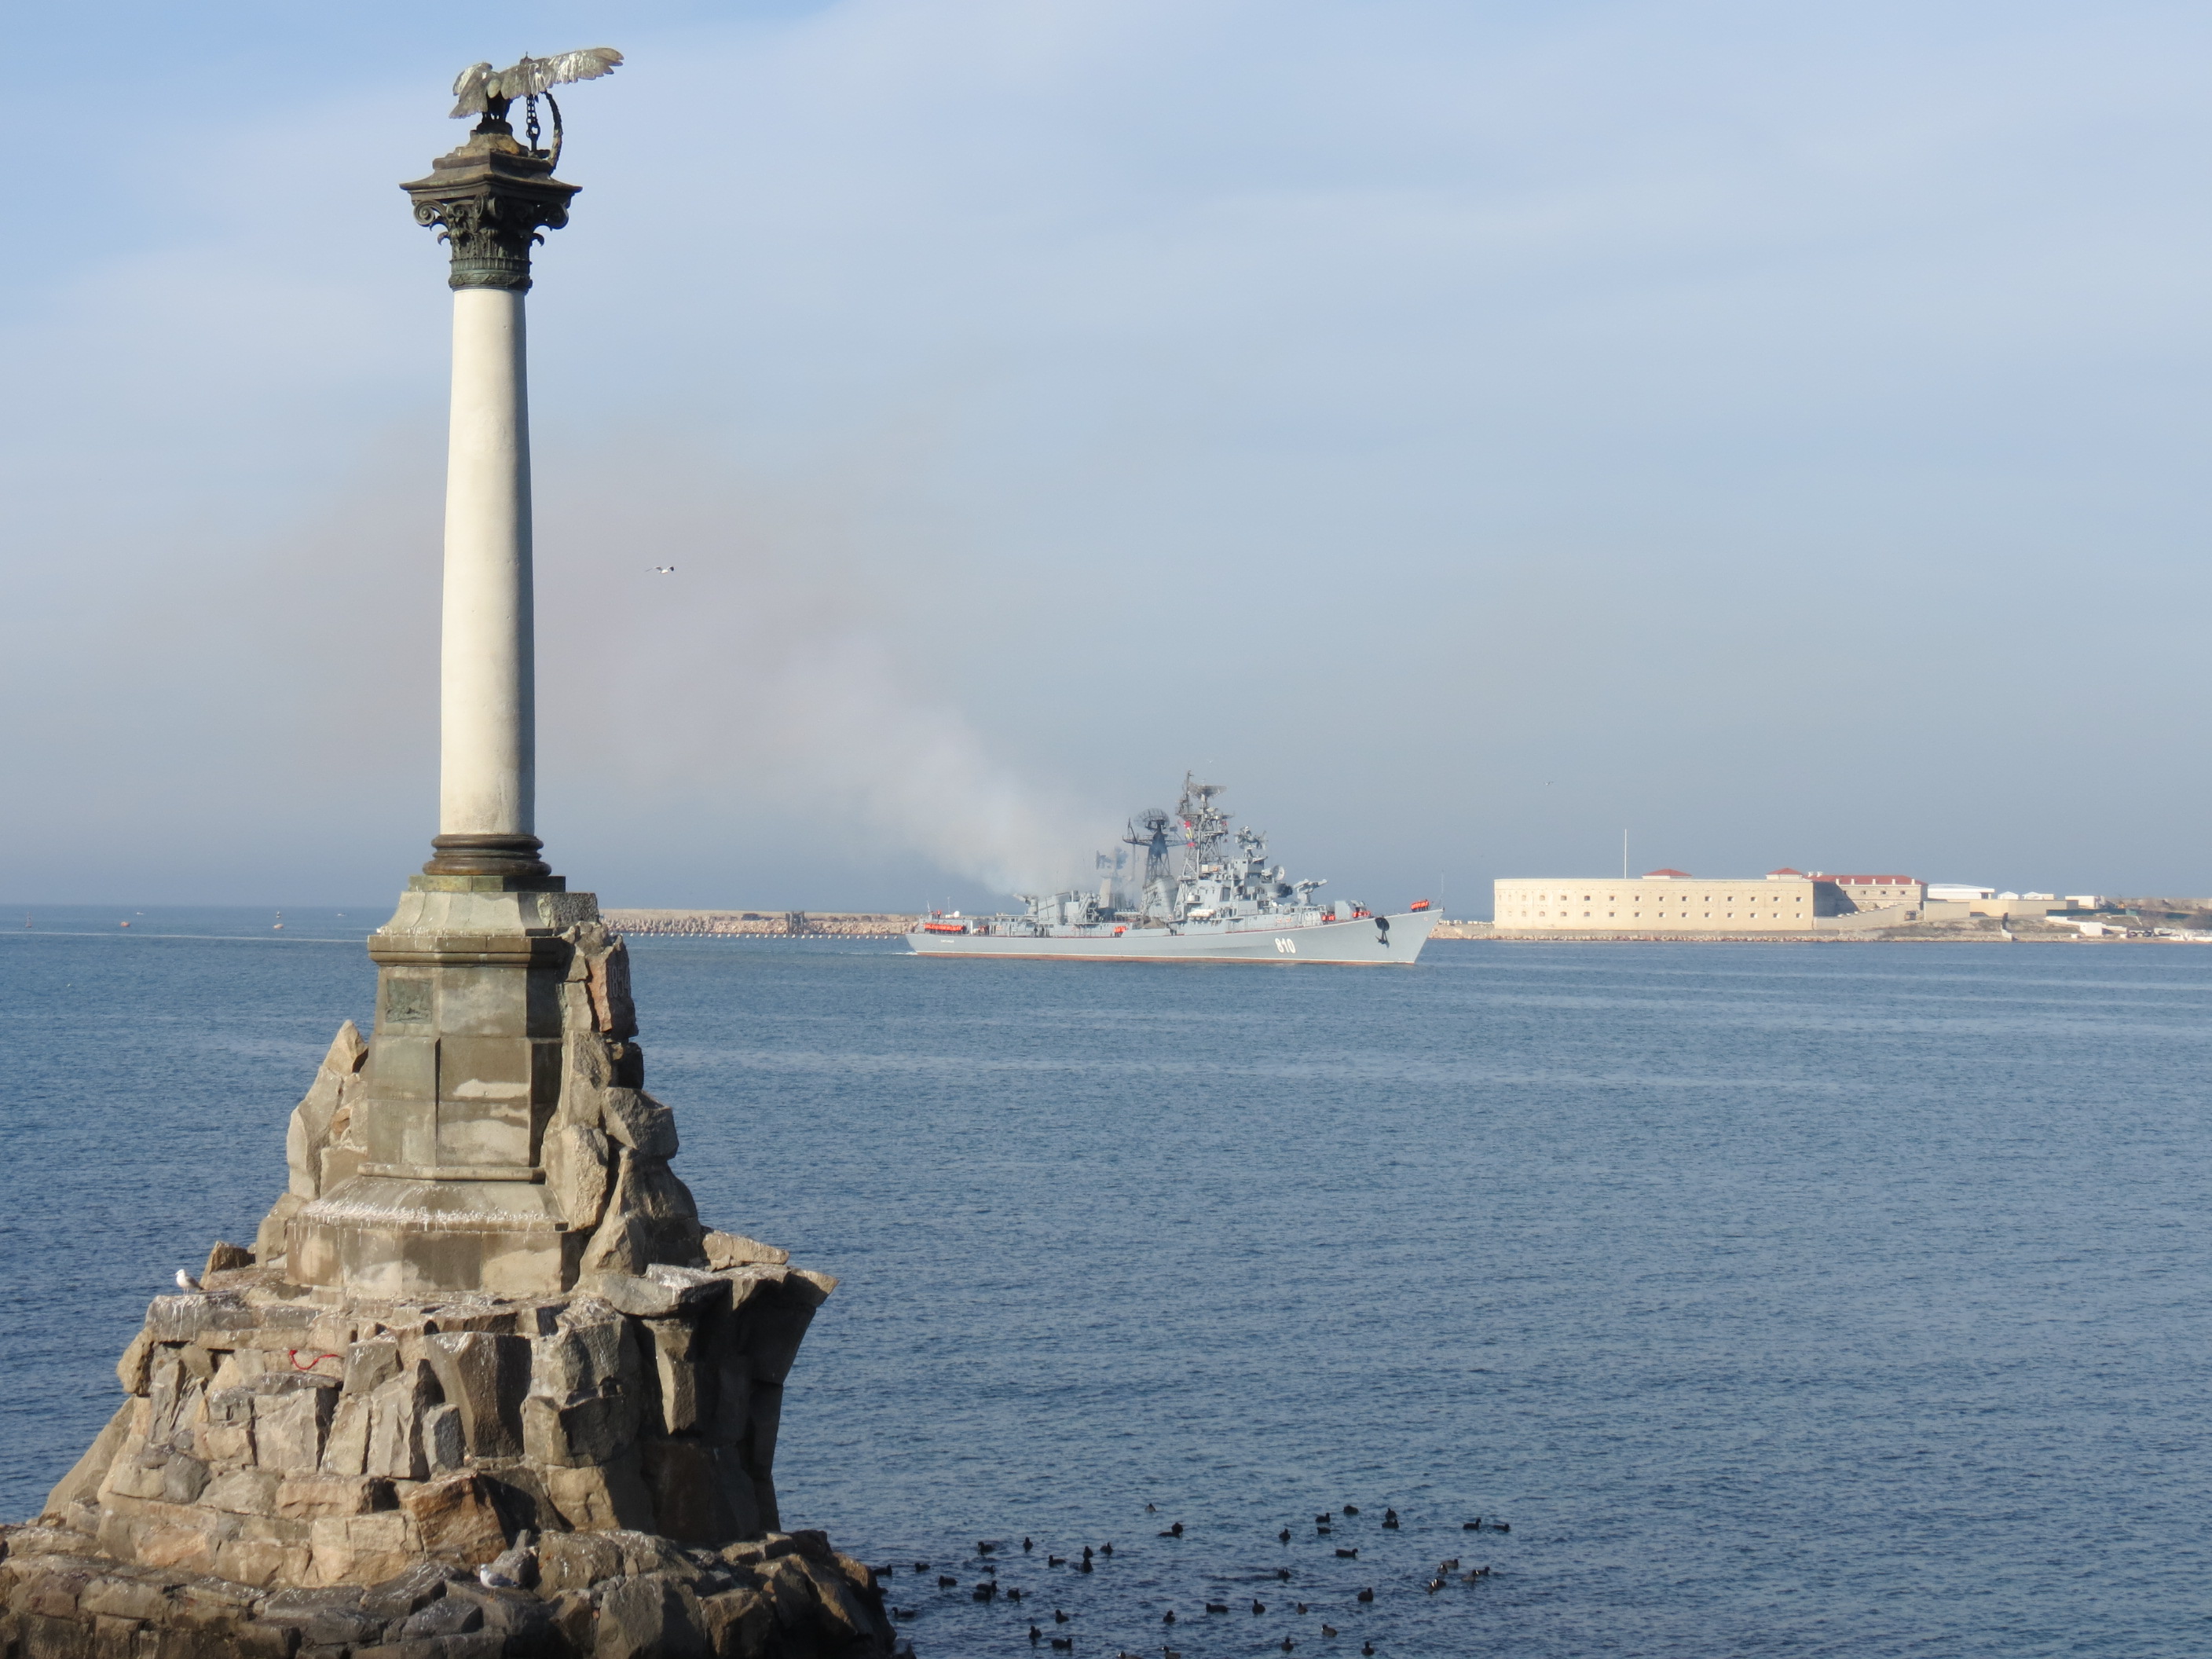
[
  {"xmin": 284, "ymin": 106, "xmax": 606, "ymax": 1298},
  {"xmin": 404, "ymin": 112, "xmax": 577, "ymax": 881}
]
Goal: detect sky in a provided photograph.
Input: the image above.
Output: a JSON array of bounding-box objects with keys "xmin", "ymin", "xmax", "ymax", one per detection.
[{"xmin": 2, "ymin": 0, "xmax": 2207, "ymax": 911}]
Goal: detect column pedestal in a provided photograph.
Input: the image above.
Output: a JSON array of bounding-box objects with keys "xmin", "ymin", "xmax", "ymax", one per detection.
[{"xmin": 286, "ymin": 879, "xmax": 599, "ymax": 1298}]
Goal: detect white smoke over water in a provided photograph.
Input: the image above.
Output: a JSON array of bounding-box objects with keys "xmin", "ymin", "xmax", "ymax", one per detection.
[
  {"xmin": 745, "ymin": 637, "xmax": 1106, "ymax": 896},
  {"xmin": 0, "ymin": 427, "xmax": 1112, "ymax": 906},
  {"xmin": 533, "ymin": 436, "xmax": 1115, "ymax": 903}
]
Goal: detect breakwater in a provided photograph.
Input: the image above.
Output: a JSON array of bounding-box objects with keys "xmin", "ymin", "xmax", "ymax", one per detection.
[{"xmin": 604, "ymin": 911, "xmax": 917, "ymax": 939}]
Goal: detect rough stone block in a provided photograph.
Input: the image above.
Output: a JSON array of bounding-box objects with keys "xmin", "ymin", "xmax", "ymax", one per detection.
[
  {"xmin": 76, "ymin": 1568, "xmax": 178, "ymax": 1624},
  {"xmin": 545, "ymin": 1122, "xmax": 613, "ymax": 1235},
  {"xmin": 102, "ymin": 1450, "xmax": 172, "ymax": 1504},
  {"xmin": 582, "ymin": 937, "xmax": 639, "ymax": 1039},
  {"xmin": 585, "ymin": 1269, "xmax": 726, "ymax": 1320},
  {"xmin": 421, "ymin": 1332, "xmax": 528, "ymax": 1459},
  {"xmin": 254, "ymin": 1194, "xmax": 306, "ymax": 1263},
  {"xmin": 534, "ymin": 1529, "xmax": 627, "ymax": 1593},
  {"xmin": 200, "ymin": 1470, "xmax": 280, "ymax": 1517},
  {"xmin": 600, "ymin": 1091, "xmax": 678, "ymax": 1159},
  {"xmin": 642, "ymin": 1318, "xmax": 701, "ymax": 1435},
  {"xmin": 286, "ymin": 1024, "xmax": 368, "ymax": 1203},
  {"xmin": 306, "ymin": 1512, "xmax": 419, "ymax": 1589},
  {"xmin": 800, "ymin": 1555, "xmax": 881, "ymax": 1643},
  {"xmin": 423, "ymin": 1404, "xmax": 466, "ymax": 1474},
  {"xmin": 116, "ymin": 1331, "xmax": 156, "ymax": 1397},
  {"xmin": 357, "ymin": 1560, "xmax": 460, "ymax": 1621},
  {"xmin": 698, "ymin": 1584, "xmax": 773, "ymax": 1657},
  {"xmin": 274, "ymin": 1478, "xmax": 385, "ymax": 1521},
  {"xmin": 201, "ymin": 1423, "xmax": 255, "ymax": 1466},
  {"xmin": 397, "ymin": 1594, "xmax": 482, "ymax": 1639},
  {"xmin": 724, "ymin": 1280, "xmax": 826, "ymax": 1389},
  {"xmin": 205, "ymin": 1387, "xmax": 254, "ymax": 1428},
  {"xmin": 342, "ymin": 1339, "xmax": 401, "ymax": 1397},
  {"xmin": 701, "ymin": 1232, "xmax": 788, "ymax": 1269},
  {"xmin": 758, "ymin": 1555, "xmax": 817, "ymax": 1628},
  {"xmin": 213, "ymin": 1534, "xmax": 309, "ymax": 1588},
  {"xmin": 594, "ymin": 1572, "xmax": 708, "ymax": 1659},
  {"xmin": 541, "ymin": 1456, "xmax": 655, "ymax": 1536},
  {"xmin": 161, "ymin": 1456, "xmax": 211, "ymax": 1507},
  {"xmin": 520, "ymin": 1390, "xmax": 638, "ymax": 1468},
  {"xmin": 252, "ymin": 1389, "xmax": 334, "ymax": 1474},
  {"xmin": 320, "ymin": 1396, "xmax": 371, "ymax": 1478},
  {"xmin": 364, "ymin": 1366, "xmax": 430, "ymax": 1482},
  {"xmin": 145, "ymin": 1364, "xmax": 207, "ymax": 1455},
  {"xmin": 400, "ymin": 1474, "xmax": 507, "ymax": 1566},
  {"xmin": 100, "ymin": 1503, "xmax": 225, "ymax": 1576},
  {"xmin": 639, "ymin": 1441, "xmax": 756, "ymax": 1547},
  {"xmin": 531, "ymin": 1310, "xmax": 632, "ymax": 1403},
  {"xmin": 578, "ymin": 1154, "xmax": 708, "ymax": 1279},
  {"xmin": 202, "ymin": 1242, "xmax": 255, "ymax": 1280},
  {"xmin": 264, "ymin": 1587, "xmax": 385, "ymax": 1648}
]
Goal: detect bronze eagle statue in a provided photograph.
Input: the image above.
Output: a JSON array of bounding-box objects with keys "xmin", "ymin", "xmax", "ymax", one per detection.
[{"xmin": 449, "ymin": 48, "xmax": 623, "ymax": 119}]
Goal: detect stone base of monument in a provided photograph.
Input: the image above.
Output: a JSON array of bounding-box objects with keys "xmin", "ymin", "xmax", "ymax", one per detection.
[
  {"xmin": 0, "ymin": 1520, "xmax": 892, "ymax": 1657},
  {"xmin": 9, "ymin": 1247, "xmax": 892, "ymax": 1657},
  {"xmin": 6, "ymin": 897, "xmax": 895, "ymax": 1657}
]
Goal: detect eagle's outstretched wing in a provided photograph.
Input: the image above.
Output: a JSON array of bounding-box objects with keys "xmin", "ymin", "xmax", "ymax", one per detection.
[
  {"xmin": 449, "ymin": 46, "xmax": 624, "ymax": 116},
  {"xmin": 510, "ymin": 48, "xmax": 624, "ymax": 97},
  {"xmin": 449, "ymin": 60, "xmax": 496, "ymax": 119}
]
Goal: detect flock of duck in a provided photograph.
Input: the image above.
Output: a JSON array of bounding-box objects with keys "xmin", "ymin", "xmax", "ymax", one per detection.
[{"xmin": 875, "ymin": 1502, "xmax": 1511, "ymax": 1656}]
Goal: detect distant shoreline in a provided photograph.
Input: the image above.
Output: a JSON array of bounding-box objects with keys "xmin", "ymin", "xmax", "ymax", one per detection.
[
  {"xmin": 1431, "ymin": 925, "xmax": 2197, "ymax": 945},
  {"xmin": 602, "ymin": 912, "xmax": 2203, "ymax": 946}
]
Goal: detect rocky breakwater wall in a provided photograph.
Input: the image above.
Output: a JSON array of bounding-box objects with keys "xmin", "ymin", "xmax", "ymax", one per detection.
[{"xmin": 602, "ymin": 913, "xmax": 916, "ymax": 940}]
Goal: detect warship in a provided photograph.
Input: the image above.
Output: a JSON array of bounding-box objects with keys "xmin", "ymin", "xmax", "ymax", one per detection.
[{"xmin": 906, "ymin": 775, "xmax": 1438, "ymax": 963}]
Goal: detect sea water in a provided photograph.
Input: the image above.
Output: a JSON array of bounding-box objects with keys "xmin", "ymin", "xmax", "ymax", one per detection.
[{"xmin": 4, "ymin": 912, "xmax": 2210, "ymax": 1656}]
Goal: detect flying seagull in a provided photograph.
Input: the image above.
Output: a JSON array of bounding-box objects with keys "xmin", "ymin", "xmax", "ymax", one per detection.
[
  {"xmin": 653, "ymin": 566, "xmax": 675, "ymax": 574},
  {"xmin": 450, "ymin": 49, "xmax": 623, "ymax": 119}
]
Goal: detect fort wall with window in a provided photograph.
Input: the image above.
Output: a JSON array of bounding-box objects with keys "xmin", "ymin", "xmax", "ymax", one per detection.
[{"xmin": 1492, "ymin": 871, "xmax": 1819, "ymax": 934}]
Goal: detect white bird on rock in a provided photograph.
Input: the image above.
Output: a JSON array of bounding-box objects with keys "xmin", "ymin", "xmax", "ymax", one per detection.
[
  {"xmin": 479, "ymin": 1530, "xmax": 537, "ymax": 1591},
  {"xmin": 174, "ymin": 1269, "xmax": 200, "ymax": 1291}
]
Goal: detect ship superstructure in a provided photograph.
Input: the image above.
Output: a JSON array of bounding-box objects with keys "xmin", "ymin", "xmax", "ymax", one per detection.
[{"xmin": 908, "ymin": 775, "xmax": 1437, "ymax": 963}]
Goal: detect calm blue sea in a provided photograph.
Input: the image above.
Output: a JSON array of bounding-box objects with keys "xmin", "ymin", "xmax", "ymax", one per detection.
[{"xmin": 5, "ymin": 909, "xmax": 2210, "ymax": 1656}]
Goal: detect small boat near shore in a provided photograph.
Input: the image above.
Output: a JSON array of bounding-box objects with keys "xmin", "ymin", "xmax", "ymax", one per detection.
[{"xmin": 907, "ymin": 775, "xmax": 1438, "ymax": 965}]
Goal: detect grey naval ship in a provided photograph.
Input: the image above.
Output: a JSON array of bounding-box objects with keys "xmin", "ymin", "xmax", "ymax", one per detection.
[{"xmin": 906, "ymin": 775, "xmax": 1438, "ymax": 964}]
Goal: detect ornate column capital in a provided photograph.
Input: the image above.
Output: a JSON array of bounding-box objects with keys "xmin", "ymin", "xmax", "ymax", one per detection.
[{"xmin": 401, "ymin": 126, "xmax": 581, "ymax": 291}]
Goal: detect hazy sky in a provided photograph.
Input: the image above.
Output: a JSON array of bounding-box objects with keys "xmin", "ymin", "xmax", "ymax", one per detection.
[{"xmin": 3, "ymin": 2, "xmax": 2206, "ymax": 910}]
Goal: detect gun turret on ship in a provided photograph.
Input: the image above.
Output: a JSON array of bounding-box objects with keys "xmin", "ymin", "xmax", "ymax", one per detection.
[{"xmin": 907, "ymin": 775, "xmax": 1438, "ymax": 963}]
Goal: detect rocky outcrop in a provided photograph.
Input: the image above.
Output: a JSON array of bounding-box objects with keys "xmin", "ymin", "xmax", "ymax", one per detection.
[
  {"xmin": 0, "ymin": 1521, "xmax": 892, "ymax": 1657},
  {"xmin": 39, "ymin": 1252, "xmax": 833, "ymax": 1582},
  {"xmin": 19, "ymin": 888, "xmax": 888, "ymax": 1656}
]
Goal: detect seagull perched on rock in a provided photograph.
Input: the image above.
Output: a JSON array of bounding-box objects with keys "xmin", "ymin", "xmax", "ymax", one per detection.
[
  {"xmin": 174, "ymin": 1269, "xmax": 200, "ymax": 1291},
  {"xmin": 479, "ymin": 1530, "xmax": 535, "ymax": 1590}
]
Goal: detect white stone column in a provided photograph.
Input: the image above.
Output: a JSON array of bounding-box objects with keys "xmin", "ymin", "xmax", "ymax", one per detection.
[{"xmin": 438, "ymin": 287, "xmax": 535, "ymax": 840}]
